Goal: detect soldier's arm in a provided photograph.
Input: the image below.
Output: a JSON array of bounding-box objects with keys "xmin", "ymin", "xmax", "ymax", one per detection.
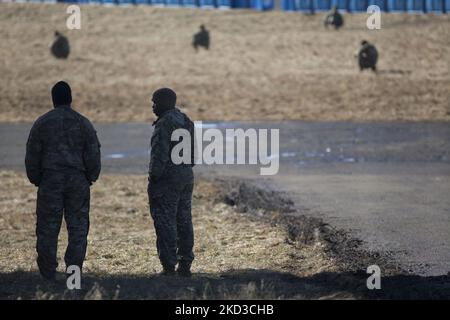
[
  {"xmin": 25, "ymin": 122, "xmax": 43, "ymax": 186},
  {"xmin": 82, "ymin": 119, "xmax": 101, "ymax": 184},
  {"xmin": 149, "ymin": 118, "xmax": 171, "ymax": 181}
]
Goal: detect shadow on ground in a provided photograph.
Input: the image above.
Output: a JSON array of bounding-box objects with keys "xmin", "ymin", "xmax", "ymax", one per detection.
[{"xmin": 1, "ymin": 269, "xmax": 449, "ymax": 300}]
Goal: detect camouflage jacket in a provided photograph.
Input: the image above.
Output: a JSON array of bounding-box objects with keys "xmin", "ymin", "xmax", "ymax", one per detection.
[
  {"xmin": 25, "ymin": 105, "xmax": 101, "ymax": 186},
  {"xmin": 359, "ymin": 44, "xmax": 378, "ymax": 63},
  {"xmin": 149, "ymin": 108, "xmax": 194, "ymax": 182}
]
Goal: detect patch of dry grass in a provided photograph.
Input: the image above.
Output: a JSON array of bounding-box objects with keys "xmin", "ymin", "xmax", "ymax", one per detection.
[
  {"xmin": 0, "ymin": 4, "xmax": 449, "ymax": 122},
  {"xmin": 0, "ymin": 170, "xmax": 340, "ymax": 299}
]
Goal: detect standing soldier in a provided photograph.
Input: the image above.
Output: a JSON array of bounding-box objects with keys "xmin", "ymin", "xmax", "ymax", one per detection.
[
  {"xmin": 192, "ymin": 25, "xmax": 210, "ymax": 52},
  {"xmin": 148, "ymin": 88, "xmax": 195, "ymax": 277},
  {"xmin": 25, "ymin": 81, "xmax": 101, "ymax": 281},
  {"xmin": 51, "ymin": 31, "xmax": 70, "ymax": 59},
  {"xmin": 324, "ymin": 6, "xmax": 344, "ymax": 30},
  {"xmin": 358, "ymin": 40, "xmax": 378, "ymax": 72}
]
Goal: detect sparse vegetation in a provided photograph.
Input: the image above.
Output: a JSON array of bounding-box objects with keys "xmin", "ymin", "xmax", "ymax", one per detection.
[
  {"xmin": 1, "ymin": 171, "xmax": 449, "ymax": 300},
  {"xmin": 0, "ymin": 3, "xmax": 449, "ymax": 122},
  {"xmin": 0, "ymin": 170, "xmax": 340, "ymax": 299}
]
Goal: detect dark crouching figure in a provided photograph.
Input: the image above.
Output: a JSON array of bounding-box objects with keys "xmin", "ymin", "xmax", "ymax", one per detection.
[
  {"xmin": 324, "ymin": 6, "xmax": 344, "ymax": 30},
  {"xmin": 358, "ymin": 40, "xmax": 378, "ymax": 72},
  {"xmin": 25, "ymin": 81, "xmax": 101, "ymax": 281},
  {"xmin": 148, "ymin": 88, "xmax": 195, "ymax": 277},
  {"xmin": 51, "ymin": 31, "xmax": 70, "ymax": 59},
  {"xmin": 192, "ymin": 25, "xmax": 210, "ymax": 52}
]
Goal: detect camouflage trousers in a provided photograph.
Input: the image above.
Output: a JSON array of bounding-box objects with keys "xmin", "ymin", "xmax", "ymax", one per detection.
[
  {"xmin": 36, "ymin": 171, "xmax": 90, "ymax": 279},
  {"xmin": 148, "ymin": 179, "xmax": 195, "ymax": 270}
]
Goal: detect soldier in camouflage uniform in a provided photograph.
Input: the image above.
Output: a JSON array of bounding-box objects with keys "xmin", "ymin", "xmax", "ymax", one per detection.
[
  {"xmin": 324, "ymin": 6, "xmax": 344, "ymax": 30},
  {"xmin": 51, "ymin": 31, "xmax": 70, "ymax": 59},
  {"xmin": 192, "ymin": 25, "xmax": 210, "ymax": 52},
  {"xmin": 25, "ymin": 81, "xmax": 101, "ymax": 281},
  {"xmin": 358, "ymin": 40, "xmax": 378, "ymax": 72},
  {"xmin": 148, "ymin": 88, "xmax": 195, "ymax": 277}
]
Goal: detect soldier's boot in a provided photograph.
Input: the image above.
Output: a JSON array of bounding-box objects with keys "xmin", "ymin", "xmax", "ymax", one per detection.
[
  {"xmin": 177, "ymin": 263, "xmax": 192, "ymax": 278},
  {"xmin": 160, "ymin": 266, "xmax": 176, "ymax": 277}
]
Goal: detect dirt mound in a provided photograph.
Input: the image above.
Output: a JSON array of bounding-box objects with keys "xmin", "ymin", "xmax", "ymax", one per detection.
[{"xmin": 223, "ymin": 180, "xmax": 295, "ymax": 214}]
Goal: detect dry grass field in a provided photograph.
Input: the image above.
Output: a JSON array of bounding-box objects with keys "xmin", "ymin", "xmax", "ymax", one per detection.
[
  {"xmin": 0, "ymin": 170, "xmax": 450, "ymax": 299},
  {"xmin": 0, "ymin": 170, "xmax": 344, "ymax": 299},
  {"xmin": 1, "ymin": 171, "xmax": 449, "ymax": 299},
  {"xmin": 0, "ymin": 3, "xmax": 449, "ymax": 122}
]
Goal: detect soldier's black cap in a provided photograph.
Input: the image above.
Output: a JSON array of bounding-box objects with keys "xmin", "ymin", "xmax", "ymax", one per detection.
[
  {"xmin": 152, "ymin": 88, "xmax": 177, "ymax": 109},
  {"xmin": 52, "ymin": 81, "xmax": 72, "ymax": 107}
]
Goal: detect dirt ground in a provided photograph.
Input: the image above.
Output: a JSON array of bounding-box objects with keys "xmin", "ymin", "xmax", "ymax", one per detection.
[{"xmin": 0, "ymin": 3, "xmax": 449, "ymax": 122}]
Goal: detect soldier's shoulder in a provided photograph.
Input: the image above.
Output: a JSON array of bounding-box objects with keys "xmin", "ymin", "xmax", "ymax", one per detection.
[
  {"xmin": 168, "ymin": 108, "xmax": 192, "ymax": 124},
  {"xmin": 32, "ymin": 109, "xmax": 58, "ymax": 129},
  {"xmin": 71, "ymin": 109, "xmax": 95, "ymax": 129},
  {"xmin": 155, "ymin": 109, "xmax": 181, "ymax": 129}
]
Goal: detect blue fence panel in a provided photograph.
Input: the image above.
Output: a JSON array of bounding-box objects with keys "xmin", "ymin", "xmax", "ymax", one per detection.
[
  {"xmin": 316, "ymin": 0, "xmax": 331, "ymax": 10},
  {"xmin": 233, "ymin": 0, "xmax": 249, "ymax": 7},
  {"xmin": 248, "ymin": 0, "xmax": 273, "ymax": 9},
  {"xmin": 349, "ymin": 0, "xmax": 368, "ymax": 11},
  {"xmin": 217, "ymin": 0, "xmax": 231, "ymax": 7},
  {"xmin": 406, "ymin": 0, "xmax": 425, "ymax": 11},
  {"xmin": 368, "ymin": 0, "xmax": 388, "ymax": 11},
  {"xmin": 35, "ymin": 0, "xmax": 450, "ymax": 13},
  {"xmin": 248, "ymin": 0, "xmax": 271, "ymax": 8},
  {"xmin": 282, "ymin": 0, "xmax": 293, "ymax": 10},
  {"xmin": 331, "ymin": 0, "xmax": 351, "ymax": 10},
  {"xmin": 251, "ymin": 0, "xmax": 262, "ymax": 9},
  {"xmin": 387, "ymin": 0, "xmax": 407, "ymax": 10},
  {"xmin": 426, "ymin": 0, "xmax": 445, "ymax": 12},
  {"xmin": 289, "ymin": 0, "xmax": 314, "ymax": 11},
  {"xmin": 182, "ymin": 0, "xmax": 198, "ymax": 6},
  {"xmin": 151, "ymin": 0, "xmax": 166, "ymax": 5},
  {"xmin": 199, "ymin": 0, "xmax": 216, "ymax": 6},
  {"xmin": 260, "ymin": 0, "xmax": 275, "ymax": 9}
]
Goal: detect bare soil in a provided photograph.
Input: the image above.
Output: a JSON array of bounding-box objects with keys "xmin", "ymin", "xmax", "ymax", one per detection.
[{"xmin": 0, "ymin": 3, "xmax": 449, "ymax": 122}]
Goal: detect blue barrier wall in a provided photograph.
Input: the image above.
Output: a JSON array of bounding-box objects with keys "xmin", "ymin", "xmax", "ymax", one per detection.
[
  {"xmin": 283, "ymin": 0, "xmax": 447, "ymax": 11},
  {"xmin": 49, "ymin": 0, "xmax": 448, "ymax": 12}
]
